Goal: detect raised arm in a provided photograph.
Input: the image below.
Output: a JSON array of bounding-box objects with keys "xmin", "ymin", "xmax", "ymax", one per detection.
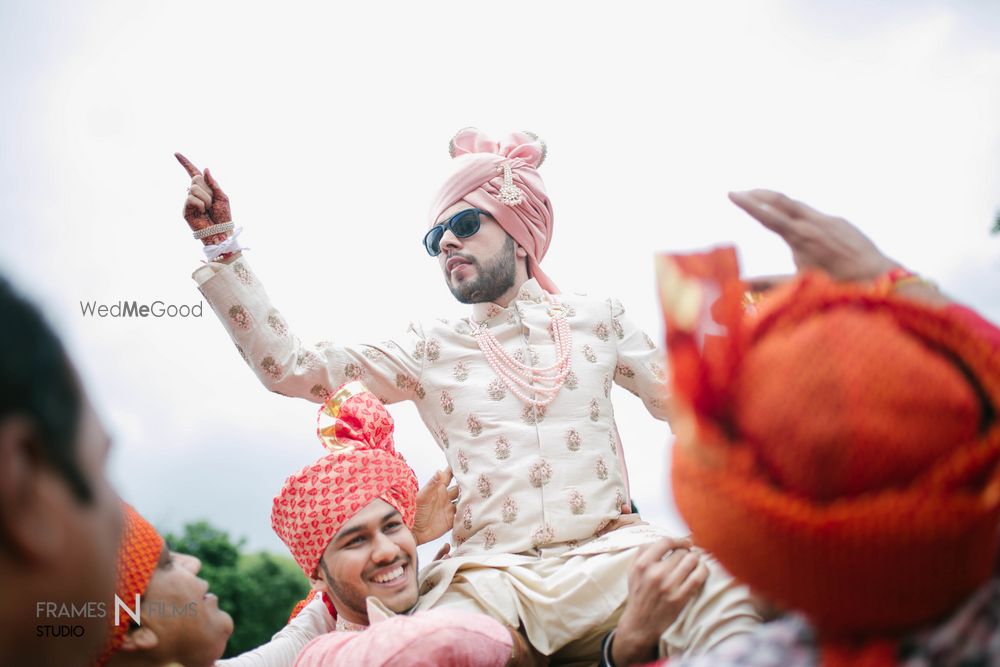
[
  {"xmin": 728, "ymin": 189, "xmax": 950, "ymax": 307},
  {"xmin": 174, "ymin": 153, "xmax": 426, "ymax": 405}
]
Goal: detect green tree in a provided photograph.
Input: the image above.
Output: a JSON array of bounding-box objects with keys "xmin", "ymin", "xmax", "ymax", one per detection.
[
  {"xmin": 164, "ymin": 521, "xmax": 311, "ymax": 657},
  {"xmin": 993, "ymin": 210, "xmax": 999, "ymax": 234}
]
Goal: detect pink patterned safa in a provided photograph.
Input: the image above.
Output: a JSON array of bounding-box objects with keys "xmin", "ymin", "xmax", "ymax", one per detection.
[{"xmin": 271, "ymin": 382, "xmax": 418, "ymax": 577}]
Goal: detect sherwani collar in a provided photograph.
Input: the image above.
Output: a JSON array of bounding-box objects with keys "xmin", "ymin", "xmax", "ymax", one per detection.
[
  {"xmin": 335, "ymin": 616, "xmax": 367, "ymax": 633},
  {"xmin": 471, "ymin": 278, "xmax": 549, "ymax": 326},
  {"xmin": 333, "ymin": 595, "xmax": 402, "ymax": 633}
]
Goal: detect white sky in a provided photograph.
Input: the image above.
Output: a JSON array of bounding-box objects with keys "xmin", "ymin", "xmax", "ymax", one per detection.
[{"xmin": 1, "ymin": 1, "xmax": 998, "ymax": 560}]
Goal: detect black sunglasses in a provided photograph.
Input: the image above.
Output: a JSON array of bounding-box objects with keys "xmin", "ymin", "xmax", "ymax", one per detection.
[{"xmin": 423, "ymin": 208, "xmax": 494, "ymax": 256}]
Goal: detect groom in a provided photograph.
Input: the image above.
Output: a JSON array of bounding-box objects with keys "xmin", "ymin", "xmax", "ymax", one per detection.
[{"xmin": 174, "ymin": 130, "xmax": 758, "ymax": 661}]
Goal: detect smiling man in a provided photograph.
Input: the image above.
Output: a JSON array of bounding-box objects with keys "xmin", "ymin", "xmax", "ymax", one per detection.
[
  {"xmin": 265, "ymin": 381, "xmax": 533, "ymax": 667},
  {"xmin": 269, "ymin": 381, "xmax": 424, "ymax": 632},
  {"xmin": 312, "ymin": 498, "xmax": 417, "ymax": 625},
  {"xmin": 284, "ymin": 495, "xmax": 530, "ymax": 667}
]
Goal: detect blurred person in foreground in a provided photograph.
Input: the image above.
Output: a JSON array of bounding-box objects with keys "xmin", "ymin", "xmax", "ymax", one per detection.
[
  {"xmin": 0, "ymin": 277, "xmax": 122, "ymax": 667},
  {"xmin": 639, "ymin": 190, "xmax": 1000, "ymax": 667}
]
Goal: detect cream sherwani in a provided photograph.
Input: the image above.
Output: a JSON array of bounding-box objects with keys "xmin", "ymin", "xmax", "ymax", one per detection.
[{"xmin": 193, "ymin": 258, "xmax": 759, "ymax": 661}]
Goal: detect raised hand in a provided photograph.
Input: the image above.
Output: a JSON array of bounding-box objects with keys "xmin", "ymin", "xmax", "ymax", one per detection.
[
  {"xmin": 175, "ymin": 152, "xmax": 232, "ymax": 247},
  {"xmin": 412, "ymin": 468, "xmax": 460, "ymax": 545},
  {"xmin": 728, "ymin": 189, "xmax": 899, "ymax": 283}
]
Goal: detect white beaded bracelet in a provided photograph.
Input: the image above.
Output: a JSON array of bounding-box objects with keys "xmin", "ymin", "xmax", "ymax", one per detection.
[{"xmin": 193, "ymin": 221, "xmax": 235, "ymax": 240}]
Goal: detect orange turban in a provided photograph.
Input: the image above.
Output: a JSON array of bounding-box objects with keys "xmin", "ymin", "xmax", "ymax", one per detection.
[
  {"xmin": 657, "ymin": 248, "xmax": 1000, "ymax": 664},
  {"xmin": 93, "ymin": 503, "xmax": 164, "ymax": 666},
  {"xmin": 429, "ymin": 128, "xmax": 557, "ymax": 293},
  {"xmin": 271, "ymin": 381, "xmax": 418, "ymax": 579}
]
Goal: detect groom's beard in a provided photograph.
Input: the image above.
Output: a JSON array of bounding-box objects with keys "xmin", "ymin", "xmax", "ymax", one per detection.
[{"xmin": 448, "ymin": 236, "xmax": 517, "ymax": 305}]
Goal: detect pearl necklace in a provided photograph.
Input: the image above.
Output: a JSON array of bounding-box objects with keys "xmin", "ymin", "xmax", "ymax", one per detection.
[{"xmin": 471, "ymin": 302, "xmax": 573, "ymax": 408}]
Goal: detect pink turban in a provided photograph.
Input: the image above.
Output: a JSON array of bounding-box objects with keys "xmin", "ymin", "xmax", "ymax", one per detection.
[{"xmin": 429, "ymin": 128, "xmax": 558, "ymax": 293}]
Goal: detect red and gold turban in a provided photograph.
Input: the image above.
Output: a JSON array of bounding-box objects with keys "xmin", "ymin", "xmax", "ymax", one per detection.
[
  {"xmin": 429, "ymin": 128, "xmax": 557, "ymax": 293},
  {"xmin": 657, "ymin": 248, "xmax": 1000, "ymax": 663},
  {"xmin": 271, "ymin": 381, "xmax": 419, "ymax": 578},
  {"xmin": 93, "ymin": 503, "xmax": 164, "ymax": 666}
]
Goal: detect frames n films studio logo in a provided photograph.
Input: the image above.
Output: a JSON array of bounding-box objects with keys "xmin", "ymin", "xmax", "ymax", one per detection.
[{"xmin": 35, "ymin": 595, "xmax": 197, "ymax": 638}]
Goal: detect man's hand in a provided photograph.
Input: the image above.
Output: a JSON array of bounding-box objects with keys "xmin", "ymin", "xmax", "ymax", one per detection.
[
  {"xmin": 611, "ymin": 537, "xmax": 707, "ymax": 666},
  {"xmin": 175, "ymin": 152, "xmax": 233, "ymax": 248},
  {"xmin": 596, "ymin": 503, "xmax": 648, "ymax": 537},
  {"xmin": 730, "ymin": 189, "xmax": 949, "ymax": 305},
  {"xmin": 412, "ymin": 468, "xmax": 459, "ymax": 545},
  {"xmin": 729, "ymin": 189, "xmax": 899, "ymax": 283}
]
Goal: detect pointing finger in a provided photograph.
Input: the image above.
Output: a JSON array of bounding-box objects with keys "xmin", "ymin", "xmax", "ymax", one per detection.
[{"xmin": 175, "ymin": 152, "xmax": 202, "ymax": 178}]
